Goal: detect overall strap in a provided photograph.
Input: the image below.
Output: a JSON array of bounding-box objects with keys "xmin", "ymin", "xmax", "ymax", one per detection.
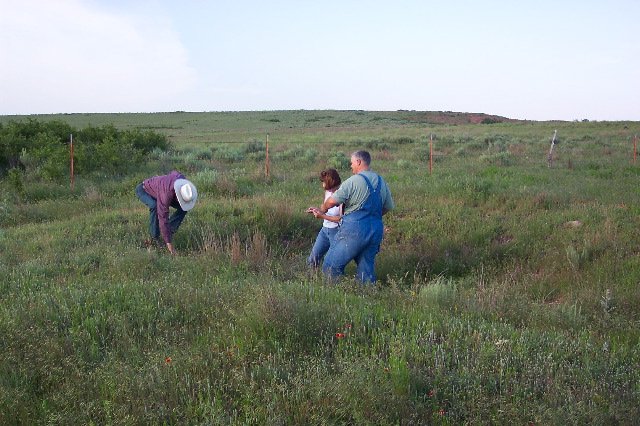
[
  {"xmin": 359, "ymin": 173, "xmax": 377, "ymax": 194},
  {"xmin": 359, "ymin": 173, "xmax": 383, "ymax": 212}
]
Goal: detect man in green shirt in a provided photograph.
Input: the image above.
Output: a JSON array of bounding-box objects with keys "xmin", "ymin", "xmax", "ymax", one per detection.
[{"xmin": 318, "ymin": 150, "xmax": 394, "ymax": 283}]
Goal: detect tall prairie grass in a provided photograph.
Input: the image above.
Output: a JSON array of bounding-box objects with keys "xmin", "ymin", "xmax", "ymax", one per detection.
[{"xmin": 1, "ymin": 111, "xmax": 639, "ymax": 423}]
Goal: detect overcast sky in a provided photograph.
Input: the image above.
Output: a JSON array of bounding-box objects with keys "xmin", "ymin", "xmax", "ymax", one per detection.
[{"xmin": 1, "ymin": 0, "xmax": 638, "ymax": 120}]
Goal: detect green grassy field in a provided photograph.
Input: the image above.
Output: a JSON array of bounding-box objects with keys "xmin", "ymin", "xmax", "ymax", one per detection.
[{"xmin": 1, "ymin": 111, "xmax": 639, "ymax": 424}]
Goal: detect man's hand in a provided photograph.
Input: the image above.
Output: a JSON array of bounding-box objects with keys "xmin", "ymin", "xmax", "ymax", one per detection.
[{"xmin": 166, "ymin": 242, "xmax": 177, "ymax": 255}]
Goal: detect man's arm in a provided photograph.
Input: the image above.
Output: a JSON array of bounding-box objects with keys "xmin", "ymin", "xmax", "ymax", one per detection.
[{"xmin": 320, "ymin": 196, "xmax": 340, "ymax": 214}]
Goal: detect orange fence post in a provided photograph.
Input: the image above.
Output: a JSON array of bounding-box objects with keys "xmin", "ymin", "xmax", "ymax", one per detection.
[{"xmin": 70, "ymin": 134, "xmax": 74, "ymax": 191}]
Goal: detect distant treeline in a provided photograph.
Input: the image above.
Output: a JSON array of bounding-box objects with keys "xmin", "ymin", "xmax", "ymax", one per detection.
[{"xmin": 0, "ymin": 118, "xmax": 169, "ymax": 178}]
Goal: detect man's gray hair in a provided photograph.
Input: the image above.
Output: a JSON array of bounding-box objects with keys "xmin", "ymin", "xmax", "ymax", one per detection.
[{"xmin": 352, "ymin": 150, "xmax": 371, "ymax": 166}]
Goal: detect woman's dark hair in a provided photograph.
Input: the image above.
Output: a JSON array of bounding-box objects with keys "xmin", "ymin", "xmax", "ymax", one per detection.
[{"xmin": 320, "ymin": 168, "xmax": 341, "ymax": 191}]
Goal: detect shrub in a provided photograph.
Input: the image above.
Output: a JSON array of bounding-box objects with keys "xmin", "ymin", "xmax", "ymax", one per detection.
[
  {"xmin": 327, "ymin": 151, "xmax": 350, "ymax": 170},
  {"xmin": 363, "ymin": 139, "xmax": 390, "ymax": 150},
  {"xmin": 122, "ymin": 128, "xmax": 169, "ymax": 153},
  {"xmin": 0, "ymin": 119, "xmax": 72, "ymax": 174},
  {"xmin": 0, "ymin": 120, "xmax": 169, "ymax": 178},
  {"xmin": 274, "ymin": 146, "xmax": 317, "ymax": 163},
  {"xmin": 193, "ymin": 169, "xmax": 218, "ymax": 194},
  {"xmin": 74, "ymin": 125, "xmax": 160, "ymax": 175},
  {"xmin": 244, "ymin": 140, "xmax": 266, "ymax": 154},
  {"xmin": 6, "ymin": 168, "xmax": 24, "ymax": 196},
  {"xmin": 213, "ymin": 146, "xmax": 245, "ymax": 162},
  {"xmin": 388, "ymin": 136, "xmax": 415, "ymax": 145}
]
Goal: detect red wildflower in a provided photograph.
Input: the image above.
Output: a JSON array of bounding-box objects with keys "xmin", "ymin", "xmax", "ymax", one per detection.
[
  {"xmin": 427, "ymin": 390, "xmax": 434, "ymax": 397},
  {"xmin": 438, "ymin": 409, "xmax": 446, "ymax": 416},
  {"xmin": 335, "ymin": 332, "xmax": 345, "ymax": 339},
  {"xmin": 165, "ymin": 356, "xmax": 172, "ymax": 365}
]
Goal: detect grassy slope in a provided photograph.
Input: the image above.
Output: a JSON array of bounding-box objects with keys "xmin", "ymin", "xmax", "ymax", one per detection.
[{"xmin": 1, "ymin": 111, "xmax": 640, "ymax": 424}]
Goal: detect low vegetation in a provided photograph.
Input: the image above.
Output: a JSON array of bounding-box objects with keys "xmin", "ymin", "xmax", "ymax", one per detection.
[
  {"xmin": 0, "ymin": 118, "xmax": 168, "ymax": 180},
  {"xmin": 1, "ymin": 111, "xmax": 639, "ymax": 424}
]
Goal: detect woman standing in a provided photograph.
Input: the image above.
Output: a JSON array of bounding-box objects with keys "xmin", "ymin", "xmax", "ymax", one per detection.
[{"xmin": 306, "ymin": 168, "xmax": 342, "ymax": 267}]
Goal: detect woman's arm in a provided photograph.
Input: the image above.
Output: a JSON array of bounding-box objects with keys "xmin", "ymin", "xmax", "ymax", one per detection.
[
  {"xmin": 307, "ymin": 207, "xmax": 341, "ymax": 222},
  {"xmin": 320, "ymin": 196, "xmax": 339, "ymax": 213}
]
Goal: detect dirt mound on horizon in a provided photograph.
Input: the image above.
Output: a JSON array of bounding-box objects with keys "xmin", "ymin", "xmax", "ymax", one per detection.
[{"xmin": 399, "ymin": 110, "xmax": 520, "ymax": 125}]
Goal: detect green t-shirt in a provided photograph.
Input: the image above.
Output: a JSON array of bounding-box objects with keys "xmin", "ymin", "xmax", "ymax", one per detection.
[{"xmin": 331, "ymin": 171, "xmax": 395, "ymax": 216}]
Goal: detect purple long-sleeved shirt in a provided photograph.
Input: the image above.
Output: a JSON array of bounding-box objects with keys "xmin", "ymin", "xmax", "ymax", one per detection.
[{"xmin": 143, "ymin": 170, "xmax": 185, "ymax": 243}]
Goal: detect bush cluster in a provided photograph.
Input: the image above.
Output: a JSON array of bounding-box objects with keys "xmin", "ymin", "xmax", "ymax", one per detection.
[{"xmin": 0, "ymin": 119, "xmax": 169, "ymax": 179}]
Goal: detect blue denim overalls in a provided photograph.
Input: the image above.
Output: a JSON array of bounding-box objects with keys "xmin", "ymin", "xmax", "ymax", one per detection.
[{"xmin": 322, "ymin": 173, "xmax": 384, "ymax": 283}]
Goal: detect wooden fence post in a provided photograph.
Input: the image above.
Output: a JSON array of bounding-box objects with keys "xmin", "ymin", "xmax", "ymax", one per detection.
[{"xmin": 70, "ymin": 134, "xmax": 74, "ymax": 191}]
